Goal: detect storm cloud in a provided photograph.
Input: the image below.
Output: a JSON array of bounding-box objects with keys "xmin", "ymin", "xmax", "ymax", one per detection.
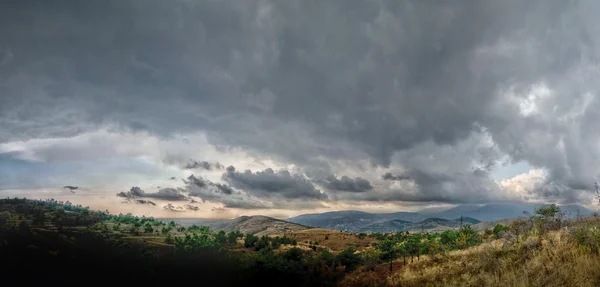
[
  {"xmin": 62, "ymin": 186, "xmax": 78, "ymax": 193},
  {"xmin": 184, "ymin": 160, "xmax": 224, "ymax": 170},
  {"xmin": 3, "ymin": 0, "xmax": 600, "ymax": 211},
  {"xmin": 223, "ymin": 166, "xmax": 326, "ymax": 200},
  {"xmin": 320, "ymin": 175, "xmax": 373, "ymax": 193},
  {"xmin": 117, "ymin": 186, "xmax": 188, "ymax": 201}
]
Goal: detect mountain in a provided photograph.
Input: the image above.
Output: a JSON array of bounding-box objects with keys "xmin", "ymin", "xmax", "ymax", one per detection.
[
  {"xmin": 164, "ymin": 215, "xmax": 309, "ymax": 236},
  {"xmin": 429, "ymin": 203, "xmax": 595, "ymax": 221},
  {"xmin": 359, "ymin": 219, "xmax": 412, "ymax": 233},
  {"xmin": 287, "ymin": 210, "xmax": 424, "ymax": 232},
  {"xmin": 287, "ymin": 203, "xmax": 594, "ymax": 233},
  {"xmin": 455, "ymin": 216, "xmax": 481, "ymax": 225}
]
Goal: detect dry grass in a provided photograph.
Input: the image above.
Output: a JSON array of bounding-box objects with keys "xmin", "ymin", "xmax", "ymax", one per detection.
[
  {"xmin": 289, "ymin": 229, "xmax": 378, "ymax": 252},
  {"xmin": 339, "ymin": 219, "xmax": 600, "ymax": 287}
]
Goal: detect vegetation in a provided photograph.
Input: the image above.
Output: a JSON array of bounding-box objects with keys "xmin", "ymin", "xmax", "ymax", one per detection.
[{"xmin": 2, "ymin": 198, "xmax": 600, "ymax": 286}]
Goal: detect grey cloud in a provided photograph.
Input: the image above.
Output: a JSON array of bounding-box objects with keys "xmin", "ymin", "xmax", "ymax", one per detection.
[
  {"xmin": 63, "ymin": 186, "xmax": 78, "ymax": 193},
  {"xmin": 223, "ymin": 167, "xmax": 326, "ymax": 200},
  {"xmin": 320, "ymin": 175, "xmax": 373, "ymax": 193},
  {"xmin": 116, "ymin": 186, "xmax": 146, "ymax": 198},
  {"xmin": 215, "ymin": 183, "xmax": 234, "ymax": 195},
  {"xmin": 181, "ymin": 173, "xmax": 271, "ymax": 209},
  {"xmin": 382, "ymin": 170, "xmax": 452, "ymax": 185},
  {"xmin": 4, "ymin": 0, "xmax": 600, "ymax": 205},
  {"xmin": 183, "ymin": 174, "xmax": 210, "ymax": 189},
  {"xmin": 163, "ymin": 203, "xmax": 185, "ymax": 212},
  {"xmin": 184, "ymin": 160, "xmax": 224, "ymax": 170},
  {"xmin": 185, "ymin": 204, "xmax": 200, "ymax": 211},
  {"xmin": 116, "ymin": 186, "xmax": 187, "ymax": 201},
  {"xmin": 382, "ymin": 173, "xmax": 411, "ymax": 181},
  {"xmin": 135, "ymin": 199, "xmax": 156, "ymax": 206}
]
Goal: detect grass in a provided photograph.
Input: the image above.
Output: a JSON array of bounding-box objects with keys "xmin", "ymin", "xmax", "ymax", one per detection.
[
  {"xmin": 339, "ymin": 217, "xmax": 600, "ymax": 287},
  {"xmin": 288, "ymin": 228, "xmax": 378, "ymax": 252}
]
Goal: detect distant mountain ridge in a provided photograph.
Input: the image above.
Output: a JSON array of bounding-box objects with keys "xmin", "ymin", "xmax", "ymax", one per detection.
[
  {"xmin": 164, "ymin": 203, "xmax": 595, "ymax": 235},
  {"xmin": 287, "ymin": 203, "xmax": 594, "ymax": 233}
]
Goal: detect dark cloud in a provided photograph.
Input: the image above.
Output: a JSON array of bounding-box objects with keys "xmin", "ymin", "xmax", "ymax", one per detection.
[
  {"xmin": 185, "ymin": 204, "xmax": 200, "ymax": 211},
  {"xmin": 382, "ymin": 170, "xmax": 452, "ymax": 185},
  {"xmin": 215, "ymin": 183, "xmax": 234, "ymax": 195},
  {"xmin": 62, "ymin": 186, "xmax": 78, "ymax": 193},
  {"xmin": 223, "ymin": 167, "xmax": 326, "ymax": 200},
  {"xmin": 184, "ymin": 174, "xmax": 271, "ymax": 209},
  {"xmin": 382, "ymin": 173, "xmax": 411, "ymax": 181},
  {"xmin": 183, "ymin": 174, "xmax": 210, "ymax": 188},
  {"xmin": 116, "ymin": 186, "xmax": 187, "ymax": 201},
  {"xmin": 163, "ymin": 203, "xmax": 185, "ymax": 212},
  {"xmin": 4, "ymin": 0, "xmax": 600, "ymax": 205},
  {"xmin": 135, "ymin": 199, "xmax": 156, "ymax": 206},
  {"xmin": 116, "ymin": 186, "xmax": 146, "ymax": 198},
  {"xmin": 320, "ymin": 175, "xmax": 372, "ymax": 193},
  {"xmin": 184, "ymin": 160, "xmax": 224, "ymax": 170}
]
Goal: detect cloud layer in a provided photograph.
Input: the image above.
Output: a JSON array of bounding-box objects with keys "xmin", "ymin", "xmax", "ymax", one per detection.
[{"xmin": 2, "ymin": 0, "xmax": 600, "ymax": 214}]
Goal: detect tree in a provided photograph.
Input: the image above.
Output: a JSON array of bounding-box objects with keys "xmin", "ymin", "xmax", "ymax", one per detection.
[
  {"xmin": 440, "ymin": 230, "xmax": 458, "ymax": 250},
  {"xmin": 215, "ymin": 230, "xmax": 227, "ymax": 245},
  {"xmin": 336, "ymin": 247, "xmax": 362, "ymax": 272},
  {"xmin": 456, "ymin": 226, "xmax": 480, "ymax": 248},
  {"xmin": 227, "ymin": 231, "xmax": 239, "ymax": 245},
  {"xmin": 377, "ymin": 239, "xmax": 398, "ymax": 272},
  {"xmin": 244, "ymin": 234, "xmax": 259, "ymax": 248},
  {"xmin": 361, "ymin": 248, "xmax": 382, "ymax": 271},
  {"xmin": 144, "ymin": 223, "xmax": 154, "ymax": 233},
  {"xmin": 534, "ymin": 204, "xmax": 564, "ymax": 234},
  {"xmin": 284, "ymin": 247, "xmax": 304, "ymax": 262},
  {"xmin": 492, "ymin": 224, "xmax": 509, "ymax": 239}
]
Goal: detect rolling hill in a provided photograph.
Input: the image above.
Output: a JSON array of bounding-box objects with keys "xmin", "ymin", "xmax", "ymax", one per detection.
[{"xmin": 164, "ymin": 215, "xmax": 309, "ymax": 236}]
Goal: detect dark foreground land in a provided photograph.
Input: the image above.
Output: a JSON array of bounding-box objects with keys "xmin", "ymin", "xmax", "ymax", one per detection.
[{"xmin": 2, "ymin": 198, "xmax": 600, "ymax": 287}]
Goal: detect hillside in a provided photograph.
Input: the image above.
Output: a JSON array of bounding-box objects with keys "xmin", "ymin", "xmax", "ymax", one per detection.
[
  {"xmin": 166, "ymin": 215, "xmax": 309, "ymax": 236},
  {"xmin": 288, "ymin": 210, "xmax": 424, "ymax": 232}
]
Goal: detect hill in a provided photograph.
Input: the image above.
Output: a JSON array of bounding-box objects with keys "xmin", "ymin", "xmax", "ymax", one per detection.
[
  {"xmin": 288, "ymin": 204, "xmax": 595, "ymax": 233},
  {"xmin": 288, "ymin": 210, "xmax": 424, "ymax": 232},
  {"xmin": 165, "ymin": 215, "xmax": 309, "ymax": 236},
  {"xmin": 430, "ymin": 203, "xmax": 594, "ymax": 221}
]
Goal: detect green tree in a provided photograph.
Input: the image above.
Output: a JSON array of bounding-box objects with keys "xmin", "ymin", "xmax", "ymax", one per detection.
[
  {"xmin": 244, "ymin": 234, "xmax": 259, "ymax": 248},
  {"xmin": 226, "ymin": 231, "xmax": 239, "ymax": 245},
  {"xmin": 456, "ymin": 226, "xmax": 480, "ymax": 248},
  {"xmin": 440, "ymin": 230, "xmax": 458, "ymax": 250},
  {"xmin": 377, "ymin": 239, "xmax": 399, "ymax": 272},
  {"xmin": 144, "ymin": 223, "xmax": 154, "ymax": 233},
  {"xmin": 492, "ymin": 224, "xmax": 509, "ymax": 239},
  {"xmin": 336, "ymin": 247, "xmax": 361, "ymax": 272},
  {"xmin": 361, "ymin": 248, "xmax": 382, "ymax": 271}
]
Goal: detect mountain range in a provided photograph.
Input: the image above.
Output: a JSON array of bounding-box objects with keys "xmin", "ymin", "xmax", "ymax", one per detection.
[
  {"xmin": 287, "ymin": 203, "xmax": 595, "ymax": 232},
  {"xmin": 164, "ymin": 203, "xmax": 596, "ymax": 234}
]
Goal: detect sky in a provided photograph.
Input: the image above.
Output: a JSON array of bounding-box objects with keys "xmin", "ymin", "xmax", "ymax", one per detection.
[{"xmin": 1, "ymin": 0, "xmax": 600, "ymax": 219}]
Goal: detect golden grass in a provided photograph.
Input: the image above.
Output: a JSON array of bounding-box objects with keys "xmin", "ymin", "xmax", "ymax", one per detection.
[
  {"xmin": 289, "ymin": 229, "xmax": 378, "ymax": 252},
  {"xmin": 339, "ymin": 221, "xmax": 600, "ymax": 287}
]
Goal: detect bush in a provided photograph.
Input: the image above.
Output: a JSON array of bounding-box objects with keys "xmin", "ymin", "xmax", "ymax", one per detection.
[
  {"xmin": 336, "ymin": 247, "xmax": 362, "ymax": 272},
  {"xmin": 493, "ymin": 224, "xmax": 509, "ymax": 239},
  {"xmin": 572, "ymin": 224, "xmax": 600, "ymax": 253}
]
